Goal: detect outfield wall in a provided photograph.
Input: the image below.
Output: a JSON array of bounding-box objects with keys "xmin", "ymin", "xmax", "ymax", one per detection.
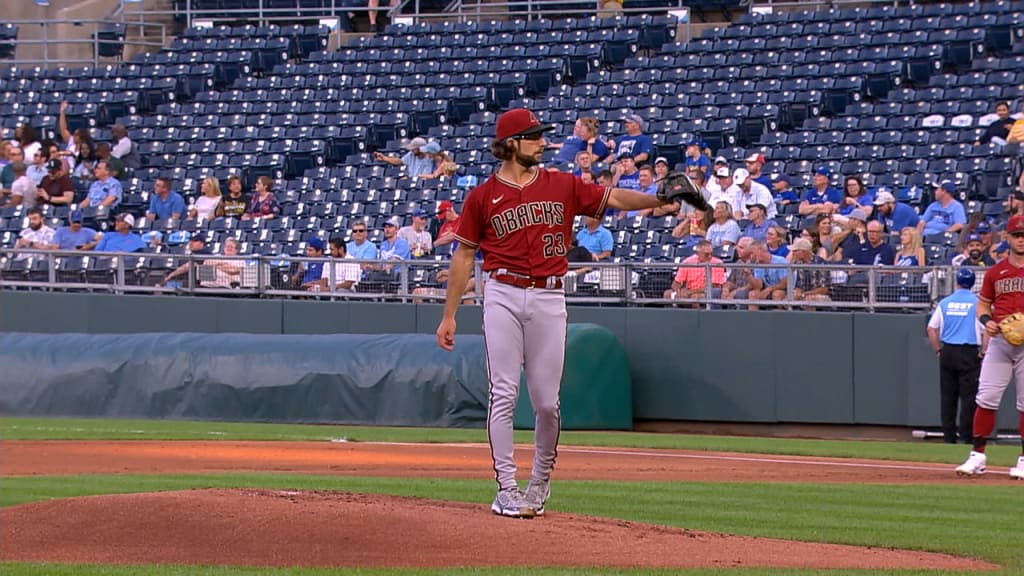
[{"xmin": 1, "ymin": 291, "xmax": 1018, "ymax": 430}]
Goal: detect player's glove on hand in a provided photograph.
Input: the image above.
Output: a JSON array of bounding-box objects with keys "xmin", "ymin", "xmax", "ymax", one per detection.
[
  {"xmin": 657, "ymin": 172, "xmax": 709, "ymax": 212},
  {"xmin": 999, "ymin": 312, "xmax": 1024, "ymax": 346}
]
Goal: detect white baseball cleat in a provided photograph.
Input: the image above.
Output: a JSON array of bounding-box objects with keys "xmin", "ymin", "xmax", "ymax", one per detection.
[
  {"xmin": 955, "ymin": 450, "xmax": 987, "ymax": 477},
  {"xmin": 1009, "ymin": 457, "xmax": 1024, "ymax": 480}
]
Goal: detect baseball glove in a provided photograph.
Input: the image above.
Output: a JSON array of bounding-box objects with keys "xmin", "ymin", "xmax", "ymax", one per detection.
[
  {"xmin": 656, "ymin": 172, "xmax": 709, "ymax": 212},
  {"xmin": 999, "ymin": 312, "xmax": 1024, "ymax": 346}
]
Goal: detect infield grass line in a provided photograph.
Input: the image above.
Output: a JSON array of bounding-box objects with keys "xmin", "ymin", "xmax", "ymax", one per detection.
[
  {"xmin": 0, "ymin": 564, "xmax": 993, "ymax": 576},
  {"xmin": 2, "ymin": 417, "xmax": 1021, "ymax": 466},
  {"xmin": 0, "ymin": 474, "xmax": 1018, "ymax": 570}
]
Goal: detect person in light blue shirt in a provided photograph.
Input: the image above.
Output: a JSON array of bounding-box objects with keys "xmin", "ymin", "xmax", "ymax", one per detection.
[
  {"xmin": 374, "ymin": 137, "xmax": 435, "ymax": 178},
  {"xmin": 926, "ymin": 267, "xmax": 983, "ymax": 444},
  {"xmin": 919, "ymin": 181, "xmax": 967, "ymax": 237},
  {"xmin": 749, "ymin": 239, "xmax": 788, "ymax": 302},
  {"xmin": 79, "ymin": 161, "xmax": 123, "ymax": 209},
  {"xmin": 575, "ymin": 216, "xmax": 613, "ymax": 260},
  {"xmin": 94, "ymin": 213, "xmax": 145, "ymax": 253},
  {"xmin": 145, "ymin": 178, "xmax": 186, "ymax": 221},
  {"xmin": 49, "ymin": 210, "xmax": 99, "ymax": 250}
]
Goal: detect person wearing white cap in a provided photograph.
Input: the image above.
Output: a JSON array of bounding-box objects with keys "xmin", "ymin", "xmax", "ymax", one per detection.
[
  {"xmin": 373, "ymin": 137, "xmax": 435, "ymax": 178},
  {"xmin": 778, "ymin": 237, "xmax": 832, "ymax": 307},
  {"xmin": 733, "ymin": 167, "xmax": 776, "ymax": 219},
  {"xmin": 94, "ymin": 213, "xmax": 145, "ymax": 253},
  {"xmin": 611, "ymin": 113, "xmax": 652, "ymax": 164},
  {"xmin": 704, "ymin": 156, "xmax": 730, "ymax": 196},
  {"xmin": 872, "ymin": 189, "xmax": 920, "ymax": 237},
  {"xmin": 708, "ymin": 165, "xmax": 741, "ymax": 215}
]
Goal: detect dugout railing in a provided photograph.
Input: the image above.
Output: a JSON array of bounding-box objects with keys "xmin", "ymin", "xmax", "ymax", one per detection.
[{"xmin": 0, "ymin": 247, "xmax": 972, "ymax": 311}]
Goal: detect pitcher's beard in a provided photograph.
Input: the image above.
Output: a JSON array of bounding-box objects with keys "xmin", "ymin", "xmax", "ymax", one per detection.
[{"xmin": 514, "ymin": 150, "xmax": 541, "ymax": 168}]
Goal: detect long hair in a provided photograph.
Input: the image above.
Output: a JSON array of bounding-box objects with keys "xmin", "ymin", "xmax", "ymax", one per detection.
[{"xmin": 490, "ymin": 139, "xmax": 514, "ymax": 161}]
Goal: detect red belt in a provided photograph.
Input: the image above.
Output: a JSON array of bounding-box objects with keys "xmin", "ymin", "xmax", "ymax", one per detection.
[{"xmin": 492, "ymin": 273, "xmax": 563, "ymax": 290}]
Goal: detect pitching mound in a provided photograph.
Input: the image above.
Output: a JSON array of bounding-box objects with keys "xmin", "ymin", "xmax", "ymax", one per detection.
[{"xmin": 0, "ymin": 489, "xmax": 996, "ymax": 570}]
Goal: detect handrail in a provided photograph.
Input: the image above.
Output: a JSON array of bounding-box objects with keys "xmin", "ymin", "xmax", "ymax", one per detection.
[
  {"xmin": 0, "ymin": 247, "xmax": 967, "ymax": 311},
  {"xmin": 2, "ymin": 19, "xmax": 167, "ymax": 68}
]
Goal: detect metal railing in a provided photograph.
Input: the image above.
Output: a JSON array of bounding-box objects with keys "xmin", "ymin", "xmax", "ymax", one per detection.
[
  {"xmin": 3, "ymin": 19, "xmax": 167, "ymax": 67},
  {"xmin": 0, "ymin": 247, "xmax": 969, "ymax": 312}
]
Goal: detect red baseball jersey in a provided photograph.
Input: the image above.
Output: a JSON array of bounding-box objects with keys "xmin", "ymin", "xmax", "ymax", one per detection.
[
  {"xmin": 979, "ymin": 258, "xmax": 1024, "ymax": 322},
  {"xmin": 454, "ymin": 169, "xmax": 610, "ymax": 277}
]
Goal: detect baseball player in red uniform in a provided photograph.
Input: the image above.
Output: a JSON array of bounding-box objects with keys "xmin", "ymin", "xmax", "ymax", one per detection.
[
  {"xmin": 436, "ymin": 108, "xmax": 689, "ymax": 518},
  {"xmin": 955, "ymin": 214, "xmax": 1024, "ymax": 479}
]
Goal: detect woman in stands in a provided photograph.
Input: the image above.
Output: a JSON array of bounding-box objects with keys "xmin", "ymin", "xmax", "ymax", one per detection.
[
  {"xmin": 71, "ymin": 140, "xmax": 95, "ymax": 180},
  {"xmin": 895, "ymin": 227, "xmax": 925, "ymax": 266},
  {"xmin": 201, "ymin": 237, "xmax": 243, "ymax": 289},
  {"xmin": 766, "ymin": 224, "xmax": 789, "ymax": 258},
  {"xmin": 418, "ymin": 142, "xmax": 458, "ymax": 180},
  {"xmin": 705, "ymin": 201, "xmax": 741, "ymax": 248},
  {"xmin": 816, "ymin": 213, "xmax": 839, "ymax": 260},
  {"xmin": 57, "ymin": 101, "xmax": 93, "ymax": 159},
  {"xmin": 243, "ymin": 176, "xmax": 281, "ymax": 220},
  {"xmin": 551, "ymin": 117, "xmax": 611, "ymax": 166},
  {"xmin": 838, "ymin": 175, "xmax": 873, "ymax": 217},
  {"xmin": 12, "ymin": 124, "xmax": 40, "ymax": 161},
  {"xmin": 190, "ymin": 176, "xmax": 223, "ymax": 221},
  {"xmin": 975, "ymin": 101, "xmax": 1015, "ymax": 146}
]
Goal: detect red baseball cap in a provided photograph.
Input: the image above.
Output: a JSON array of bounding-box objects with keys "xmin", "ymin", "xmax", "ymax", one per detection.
[
  {"xmin": 436, "ymin": 200, "xmax": 453, "ymax": 215},
  {"xmin": 1008, "ymin": 215, "xmax": 1024, "ymax": 234},
  {"xmin": 495, "ymin": 108, "xmax": 554, "ymax": 141}
]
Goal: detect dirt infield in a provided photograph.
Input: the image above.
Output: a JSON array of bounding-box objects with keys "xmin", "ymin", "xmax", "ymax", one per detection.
[{"xmin": 0, "ymin": 440, "xmax": 1006, "ymax": 570}]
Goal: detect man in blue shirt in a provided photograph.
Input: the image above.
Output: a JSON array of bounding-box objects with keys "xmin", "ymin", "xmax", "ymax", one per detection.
[
  {"xmin": 575, "ymin": 216, "xmax": 613, "ymax": 261},
  {"xmin": 748, "ymin": 239, "xmax": 788, "ymax": 304},
  {"xmin": 79, "ymin": 161, "xmax": 123, "ymax": 209},
  {"xmin": 771, "ymin": 174, "xmax": 800, "ymax": 208},
  {"xmin": 368, "ymin": 216, "xmax": 411, "ymax": 285},
  {"xmin": 48, "ymin": 210, "xmax": 99, "ymax": 251},
  {"xmin": 145, "ymin": 178, "xmax": 186, "ymax": 221},
  {"xmin": 798, "ymin": 167, "xmax": 843, "ymax": 216},
  {"xmin": 94, "ymin": 213, "xmax": 146, "ymax": 253},
  {"xmin": 919, "ymin": 180, "xmax": 967, "ymax": 237},
  {"xmin": 873, "ymin": 189, "xmax": 920, "ymax": 236},
  {"xmin": 374, "ymin": 137, "xmax": 434, "ymax": 179},
  {"xmin": 295, "ymin": 236, "xmax": 326, "ymax": 289},
  {"xmin": 927, "ymin": 267, "xmax": 984, "ymax": 444},
  {"xmin": 612, "ymin": 114, "xmax": 652, "ymax": 164}
]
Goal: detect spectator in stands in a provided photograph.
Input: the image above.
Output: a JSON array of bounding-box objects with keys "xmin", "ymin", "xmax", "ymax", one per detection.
[
  {"xmin": 411, "ymin": 266, "xmax": 478, "ymax": 304},
  {"xmin": 621, "ymin": 164, "xmax": 658, "ymax": 219},
  {"xmin": 78, "ymin": 161, "xmax": 122, "ymax": 209},
  {"xmin": 188, "ymin": 177, "xmax": 222, "ymax": 221},
  {"xmin": 576, "ymin": 215, "xmax": 613, "ymax": 261},
  {"xmin": 720, "ymin": 237, "xmax": 755, "ymax": 306},
  {"xmin": 952, "ymin": 233, "xmax": 995, "ymax": 267},
  {"xmin": 398, "ymin": 208, "xmax": 433, "ymax": 258},
  {"xmin": 35, "ymin": 159, "xmax": 73, "ymax": 207},
  {"xmin": 815, "ymin": 213, "xmax": 838, "ymax": 260},
  {"xmin": 433, "ymin": 200, "xmax": 459, "ymax": 249},
  {"xmin": 13, "ymin": 124, "xmax": 40, "ymax": 161},
  {"xmin": 147, "ymin": 178, "xmax": 187, "ymax": 221},
  {"xmin": 0, "ymin": 146, "xmax": 22, "ymax": 192},
  {"xmin": 838, "ymin": 175, "xmax": 873, "ymax": 217},
  {"xmin": 365, "ymin": 216, "xmax": 411, "ymax": 283},
  {"xmin": 58, "ymin": 101, "xmax": 93, "ymax": 159},
  {"xmin": 971, "ymin": 221, "xmax": 996, "ymax": 261},
  {"xmin": 671, "ymin": 201, "xmax": 710, "ymax": 240},
  {"xmin": 43, "ymin": 140, "xmax": 72, "ymax": 174},
  {"xmin": 744, "ymin": 154, "xmax": 771, "ymax": 189},
  {"xmin": 243, "ymin": 176, "xmax": 280, "ymax": 220},
  {"xmin": 747, "ymin": 239, "xmax": 789, "ymax": 305},
  {"xmin": 779, "ymin": 238, "xmax": 832, "ymax": 307},
  {"xmin": 683, "ymin": 138, "xmax": 711, "ymax": 181},
  {"xmin": 93, "ymin": 143, "xmax": 125, "ymax": 180},
  {"xmin": 873, "ymin": 189, "xmax": 920, "ymax": 236},
  {"xmin": 799, "ymin": 167, "xmax": 842, "ymax": 215},
  {"xmin": 26, "ymin": 147, "xmax": 49, "ymax": 186},
  {"xmin": 346, "ymin": 220, "xmax": 378, "ymax": 261},
  {"xmin": 71, "ymin": 140, "xmax": 95, "ymax": 180},
  {"xmin": 374, "ymin": 137, "xmax": 434, "ymax": 178},
  {"xmin": 734, "ymin": 168, "xmax": 776, "ymax": 219},
  {"xmin": 895, "ymin": 227, "xmax": 925, "ymax": 266},
  {"xmin": 919, "ymin": 181, "xmax": 966, "ymax": 237},
  {"xmin": 418, "ymin": 142, "xmax": 458, "ymax": 180},
  {"xmin": 552, "ymin": 117, "xmax": 611, "ymax": 166},
  {"xmin": 771, "ymin": 174, "xmax": 799, "ymax": 209},
  {"xmin": 655, "ymin": 167, "xmax": 703, "ymax": 218},
  {"xmin": 4, "ymin": 161, "xmax": 34, "ymax": 209},
  {"xmin": 580, "ymin": 171, "xmax": 595, "ymax": 184},
  {"xmin": 654, "ymin": 156, "xmax": 670, "ymax": 181},
  {"xmin": 765, "ymin": 223, "xmax": 789, "ymax": 258},
  {"xmin": 94, "ymin": 214, "xmax": 145, "ymax": 253},
  {"xmin": 709, "ymin": 167, "xmax": 740, "ymax": 214},
  {"xmin": 200, "ymin": 238, "xmax": 243, "ymax": 289},
  {"xmin": 109, "ymin": 124, "xmax": 139, "ymax": 170},
  {"xmin": 157, "ymin": 232, "xmax": 212, "ymax": 287},
  {"xmin": 570, "ymin": 149, "xmax": 595, "ymax": 179},
  {"xmin": 0, "ymin": 141, "xmax": 8, "ymax": 172},
  {"xmin": 220, "ymin": 176, "xmax": 248, "ymax": 219},
  {"xmin": 705, "ymin": 156, "xmax": 729, "ymax": 196},
  {"xmin": 706, "ymin": 201, "xmax": 742, "ymax": 248},
  {"xmin": 838, "ymin": 218, "xmax": 895, "ymax": 267},
  {"xmin": 611, "ymin": 114, "xmax": 652, "ymax": 164},
  {"xmin": 14, "ymin": 207, "xmax": 55, "ymax": 259},
  {"xmin": 48, "ymin": 210, "xmax": 99, "ymax": 251},
  {"xmin": 611, "ymin": 153, "xmax": 640, "ymax": 191},
  {"xmin": 664, "ymin": 239, "xmax": 725, "ymax": 304},
  {"xmin": 318, "ymin": 238, "xmax": 361, "ymax": 293},
  {"xmin": 975, "ymin": 101, "xmax": 1015, "ymax": 146},
  {"xmin": 741, "ymin": 203, "xmax": 771, "ymax": 241},
  {"xmin": 293, "ymin": 237, "xmax": 326, "ymax": 290},
  {"xmin": 1006, "ymin": 103, "xmax": 1024, "ymax": 144}
]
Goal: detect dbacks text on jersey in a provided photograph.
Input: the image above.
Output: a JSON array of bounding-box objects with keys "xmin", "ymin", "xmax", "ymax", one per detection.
[{"xmin": 490, "ymin": 201, "xmax": 565, "ymax": 239}]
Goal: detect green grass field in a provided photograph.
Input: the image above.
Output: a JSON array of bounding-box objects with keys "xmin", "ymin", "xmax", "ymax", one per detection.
[{"xmin": 2, "ymin": 417, "xmax": 1022, "ymax": 576}]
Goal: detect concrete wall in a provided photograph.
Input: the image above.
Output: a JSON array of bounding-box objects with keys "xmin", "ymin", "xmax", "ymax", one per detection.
[{"xmin": 1, "ymin": 290, "xmax": 1018, "ymax": 430}]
